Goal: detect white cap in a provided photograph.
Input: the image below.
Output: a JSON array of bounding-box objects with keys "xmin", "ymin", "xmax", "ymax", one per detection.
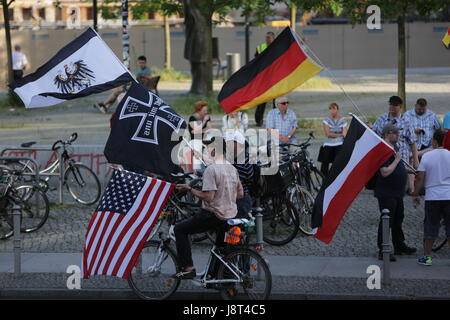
[{"xmin": 224, "ymin": 130, "xmax": 246, "ymax": 145}]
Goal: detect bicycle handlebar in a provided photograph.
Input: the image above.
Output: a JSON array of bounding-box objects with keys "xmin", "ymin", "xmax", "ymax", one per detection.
[{"xmin": 51, "ymin": 132, "xmax": 78, "ymax": 151}]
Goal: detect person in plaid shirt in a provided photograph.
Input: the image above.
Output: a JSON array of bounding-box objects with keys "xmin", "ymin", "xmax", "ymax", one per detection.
[
  {"xmin": 373, "ymin": 96, "xmax": 419, "ymax": 193},
  {"xmin": 266, "ymin": 96, "xmax": 298, "ymax": 145},
  {"xmin": 403, "ymin": 98, "xmax": 441, "ymax": 155}
]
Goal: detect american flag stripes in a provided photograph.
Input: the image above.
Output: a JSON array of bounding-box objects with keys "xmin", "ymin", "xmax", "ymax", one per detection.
[{"xmin": 82, "ymin": 169, "xmax": 174, "ymax": 279}]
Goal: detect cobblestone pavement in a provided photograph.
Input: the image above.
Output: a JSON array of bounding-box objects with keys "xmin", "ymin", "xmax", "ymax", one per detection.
[{"xmin": 0, "ymin": 141, "xmax": 447, "ymax": 261}]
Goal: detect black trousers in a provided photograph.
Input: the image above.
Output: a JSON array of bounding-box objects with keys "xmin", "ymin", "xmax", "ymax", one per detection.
[
  {"xmin": 254, "ymin": 103, "xmax": 266, "ymax": 127},
  {"xmin": 13, "ymin": 70, "xmax": 23, "ymax": 81},
  {"xmin": 174, "ymin": 209, "xmax": 228, "ymax": 269},
  {"xmin": 376, "ymin": 197, "xmax": 406, "ymax": 251}
]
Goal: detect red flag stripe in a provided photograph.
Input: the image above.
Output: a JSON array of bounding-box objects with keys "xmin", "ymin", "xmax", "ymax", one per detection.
[
  {"xmin": 118, "ymin": 183, "xmax": 175, "ymax": 278},
  {"xmin": 86, "ymin": 213, "xmax": 115, "ymax": 275},
  {"xmin": 315, "ymin": 142, "xmax": 392, "ymax": 243},
  {"xmin": 111, "ymin": 181, "xmax": 167, "ymax": 276},
  {"xmin": 100, "ymin": 178, "xmax": 157, "ymax": 275},
  {"xmin": 219, "ymin": 42, "xmax": 307, "ymax": 111},
  {"xmin": 91, "ymin": 213, "xmax": 126, "ymax": 276}
]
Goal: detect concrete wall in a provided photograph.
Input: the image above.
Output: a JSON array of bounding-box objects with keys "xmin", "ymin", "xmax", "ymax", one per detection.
[{"xmin": 1, "ymin": 22, "xmax": 449, "ymax": 89}]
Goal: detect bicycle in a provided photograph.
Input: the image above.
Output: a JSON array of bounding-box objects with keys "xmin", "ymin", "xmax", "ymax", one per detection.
[
  {"xmin": 4, "ymin": 133, "xmax": 101, "ymax": 205},
  {"xmin": 281, "ymin": 131, "xmax": 324, "ymax": 197},
  {"xmin": 127, "ymin": 216, "xmax": 271, "ymax": 300},
  {"xmin": 256, "ymin": 160, "xmax": 301, "ymax": 246},
  {"xmin": 0, "ymin": 165, "xmax": 50, "ymax": 240}
]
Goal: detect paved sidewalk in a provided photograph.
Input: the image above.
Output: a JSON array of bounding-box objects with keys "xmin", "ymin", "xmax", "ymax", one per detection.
[{"xmin": 1, "ymin": 252, "xmax": 449, "ymax": 299}]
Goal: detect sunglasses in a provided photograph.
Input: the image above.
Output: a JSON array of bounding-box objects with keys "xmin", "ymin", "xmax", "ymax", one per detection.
[{"xmin": 279, "ymin": 101, "xmax": 289, "ymax": 105}]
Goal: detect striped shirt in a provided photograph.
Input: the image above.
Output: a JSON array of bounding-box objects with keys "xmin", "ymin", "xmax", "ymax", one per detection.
[
  {"xmin": 233, "ymin": 152, "xmax": 254, "ymax": 195},
  {"xmin": 403, "ymin": 109, "xmax": 441, "ymax": 150},
  {"xmin": 373, "ymin": 113, "xmax": 416, "ymax": 162},
  {"xmin": 322, "ymin": 117, "xmax": 348, "ymax": 146}
]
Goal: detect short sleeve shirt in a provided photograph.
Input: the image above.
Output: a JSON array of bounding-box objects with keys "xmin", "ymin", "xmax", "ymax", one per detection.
[
  {"xmin": 266, "ymin": 109, "xmax": 298, "ymax": 143},
  {"xmin": 417, "ymin": 149, "xmax": 450, "ymax": 201},
  {"xmin": 202, "ymin": 163, "xmax": 242, "ymax": 220},
  {"xmin": 374, "ymin": 154, "xmax": 407, "ymax": 199}
]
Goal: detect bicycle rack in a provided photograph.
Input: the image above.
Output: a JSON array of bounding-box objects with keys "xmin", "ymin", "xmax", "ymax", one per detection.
[
  {"xmin": 1, "ymin": 148, "xmax": 65, "ymax": 204},
  {"xmin": 0, "ymin": 156, "xmax": 41, "ymax": 276}
]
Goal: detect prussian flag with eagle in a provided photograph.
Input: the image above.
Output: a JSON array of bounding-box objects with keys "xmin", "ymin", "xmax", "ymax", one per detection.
[
  {"xmin": 9, "ymin": 27, "xmax": 134, "ymax": 108},
  {"xmin": 218, "ymin": 27, "xmax": 323, "ymax": 114}
]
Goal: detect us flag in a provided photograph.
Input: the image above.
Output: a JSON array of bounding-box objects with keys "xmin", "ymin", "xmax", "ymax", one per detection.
[{"xmin": 82, "ymin": 169, "xmax": 174, "ymax": 279}]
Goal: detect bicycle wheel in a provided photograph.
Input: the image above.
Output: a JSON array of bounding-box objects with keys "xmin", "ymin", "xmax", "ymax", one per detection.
[
  {"xmin": 309, "ymin": 167, "xmax": 324, "ymax": 196},
  {"xmin": 65, "ymin": 164, "xmax": 101, "ymax": 205},
  {"xmin": 128, "ymin": 240, "xmax": 181, "ymax": 300},
  {"xmin": 261, "ymin": 195, "xmax": 300, "ymax": 246},
  {"xmin": 289, "ymin": 186, "xmax": 315, "ymax": 236},
  {"xmin": 14, "ymin": 185, "xmax": 50, "ymax": 233},
  {"xmin": 0, "ymin": 199, "xmax": 14, "ymax": 240},
  {"xmin": 217, "ymin": 248, "xmax": 271, "ymax": 300}
]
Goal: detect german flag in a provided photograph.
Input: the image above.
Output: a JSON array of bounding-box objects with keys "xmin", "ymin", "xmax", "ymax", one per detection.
[
  {"xmin": 443, "ymin": 27, "xmax": 450, "ymax": 49},
  {"xmin": 218, "ymin": 27, "xmax": 323, "ymax": 114}
]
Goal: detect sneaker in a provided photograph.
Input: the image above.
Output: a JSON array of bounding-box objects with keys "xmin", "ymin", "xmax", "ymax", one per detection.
[
  {"xmin": 394, "ymin": 245, "xmax": 417, "ymax": 255},
  {"xmin": 417, "ymin": 256, "xmax": 432, "ymax": 266},
  {"xmin": 378, "ymin": 252, "xmax": 397, "ymax": 262},
  {"xmin": 172, "ymin": 268, "xmax": 196, "ymax": 280}
]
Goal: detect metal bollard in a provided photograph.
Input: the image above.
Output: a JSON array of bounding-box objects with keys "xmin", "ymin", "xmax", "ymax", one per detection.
[
  {"xmin": 12, "ymin": 204, "xmax": 22, "ymax": 276},
  {"xmin": 226, "ymin": 53, "xmax": 241, "ymax": 79},
  {"xmin": 381, "ymin": 209, "xmax": 391, "ymax": 286}
]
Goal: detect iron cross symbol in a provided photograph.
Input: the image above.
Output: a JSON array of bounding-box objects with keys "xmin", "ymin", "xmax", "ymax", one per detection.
[{"xmin": 118, "ymin": 91, "xmax": 185, "ymax": 145}]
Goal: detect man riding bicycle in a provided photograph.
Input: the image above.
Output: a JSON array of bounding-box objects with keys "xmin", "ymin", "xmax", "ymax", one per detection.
[{"xmin": 174, "ymin": 137, "xmax": 244, "ymax": 279}]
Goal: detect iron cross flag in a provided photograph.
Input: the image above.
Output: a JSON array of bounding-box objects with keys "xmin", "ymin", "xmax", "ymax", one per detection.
[
  {"xmin": 9, "ymin": 27, "xmax": 134, "ymax": 108},
  {"xmin": 104, "ymin": 82, "xmax": 186, "ymax": 176}
]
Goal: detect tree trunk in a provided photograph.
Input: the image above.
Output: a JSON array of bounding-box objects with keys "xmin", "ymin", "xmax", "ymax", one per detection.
[
  {"xmin": 2, "ymin": 0, "xmax": 14, "ymax": 85},
  {"xmin": 397, "ymin": 13, "xmax": 406, "ymax": 113},
  {"xmin": 164, "ymin": 15, "xmax": 171, "ymax": 69},
  {"xmin": 183, "ymin": 0, "xmax": 213, "ymax": 96}
]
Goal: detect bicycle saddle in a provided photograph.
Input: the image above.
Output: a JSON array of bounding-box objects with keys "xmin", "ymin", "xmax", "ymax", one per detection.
[{"xmin": 21, "ymin": 141, "xmax": 37, "ymax": 148}]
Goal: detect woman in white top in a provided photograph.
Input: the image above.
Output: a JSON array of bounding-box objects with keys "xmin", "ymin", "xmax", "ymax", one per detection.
[
  {"xmin": 222, "ymin": 111, "xmax": 248, "ymax": 135},
  {"xmin": 318, "ymin": 103, "xmax": 348, "ymax": 176}
]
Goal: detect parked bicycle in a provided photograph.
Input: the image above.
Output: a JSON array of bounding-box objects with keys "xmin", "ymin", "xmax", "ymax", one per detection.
[
  {"xmin": 128, "ymin": 212, "xmax": 271, "ymax": 300},
  {"xmin": 0, "ymin": 165, "xmax": 50, "ymax": 240},
  {"xmin": 4, "ymin": 133, "xmax": 101, "ymax": 205}
]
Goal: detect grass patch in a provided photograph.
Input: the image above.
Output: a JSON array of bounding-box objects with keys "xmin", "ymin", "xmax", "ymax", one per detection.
[
  {"xmin": 151, "ymin": 67, "xmax": 191, "ymax": 82},
  {"xmin": 172, "ymin": 93, "xmax": 225, "ymax": 115}
]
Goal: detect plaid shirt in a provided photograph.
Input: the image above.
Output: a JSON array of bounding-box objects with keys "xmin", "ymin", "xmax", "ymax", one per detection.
[
  {"xmin": 403, "ymin": 109, "xmax": 441, "ymax": 150},
  {"xmin": 373, "ymin": 113, "xmax": 416, "ymax": 162},
  {"xmin": 266, "ymin": 108, "xmax": 298, "ymax": 143}
]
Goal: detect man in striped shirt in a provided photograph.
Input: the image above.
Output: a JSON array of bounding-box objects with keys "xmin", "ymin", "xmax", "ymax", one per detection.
[{"xmin": 225, "ymin": 131, "xmax": 254, "ymax": 219}]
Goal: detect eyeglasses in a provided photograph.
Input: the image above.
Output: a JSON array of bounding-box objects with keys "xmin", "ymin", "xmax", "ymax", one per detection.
[{"xmin": 279, "ymin": 101, "xmax": 289, "ymax": 105}]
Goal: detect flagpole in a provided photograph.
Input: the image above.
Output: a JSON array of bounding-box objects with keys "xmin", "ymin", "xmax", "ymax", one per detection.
[
  {"xmin": 292, "ymin": 28, "xmax": 371, "ymax": 123},
  {"xmin": 182, "ymin": 137, "xmax": 207, "ymax": 167}
]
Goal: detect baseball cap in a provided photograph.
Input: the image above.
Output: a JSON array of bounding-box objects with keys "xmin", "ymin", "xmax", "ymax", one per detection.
[
  {"xmin": 381, "ymin": 124, "xmax": 400, "ymax": 136},
  {"xmin": 224, "ymin": 130, "xmax": 246, "ymax": 145}
]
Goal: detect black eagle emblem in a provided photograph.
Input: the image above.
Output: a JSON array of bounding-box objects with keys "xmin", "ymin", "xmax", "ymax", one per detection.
[{"xmin": 54, "ymin": 60, "xmax": 95, "ymax": 94}]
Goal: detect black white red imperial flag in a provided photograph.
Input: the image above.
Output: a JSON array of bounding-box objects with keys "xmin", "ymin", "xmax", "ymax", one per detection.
[
  {"xmin": 104, "ymin": 82, "xmax": 186, "ymax": 176},
  {"xmin": 9, "ymin": 27, "xmax": 133, "ymax": 108},
  {"xmin": 312, "ymin": 115, "xmax": 394, "ymax": 244}
]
